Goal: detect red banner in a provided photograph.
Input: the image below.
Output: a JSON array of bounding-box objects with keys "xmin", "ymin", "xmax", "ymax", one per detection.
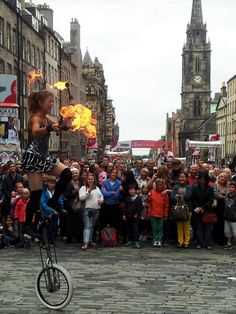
[{"xmin": 131, "ymin": 140, "xmax": 171, "ymax": 149}]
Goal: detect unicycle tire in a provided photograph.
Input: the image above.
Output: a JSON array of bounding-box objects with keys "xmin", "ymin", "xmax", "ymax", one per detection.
[{"xmin": 35, "ymin": 263, "xmax": 73, "ymax": 310}]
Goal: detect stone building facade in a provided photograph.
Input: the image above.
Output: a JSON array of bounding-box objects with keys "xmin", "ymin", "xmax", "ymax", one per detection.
[
  {"xmin": 216, "ymin": 83, "xmax": 227, "ymax": 163},
  {"xmin": 60, "ymin": 18, "xmax": 87, "ymax": 160},
  {"xmin": 0, "ymin": 0, "xmax": 45, "ymax": 149},
  {"xmin": 0, "ymin": 1, "xmax": 87, "ymax": 159},
  {"xmin": 166, "ymin": 111, "xmax": 181, "ymax": 157},
  {"xmin": 179, "ymin": 0, "xmax": 213, "ymax": 156},
  {"xmin": 82, "ymin": 50, "xmax": 117, "ymax": 157},
  {"xmin": 225, "ymin": 76, "xmax": 236, "ymax": 163}
]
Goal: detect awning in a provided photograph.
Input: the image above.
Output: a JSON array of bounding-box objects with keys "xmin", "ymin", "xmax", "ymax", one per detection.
[{"xmin": 0, "ymin": 102, "xmax": 19, "ymax": 107}]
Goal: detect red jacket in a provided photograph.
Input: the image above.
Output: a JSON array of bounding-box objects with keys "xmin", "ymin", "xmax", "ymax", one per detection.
[
  {"xmin": 15, "ymin": 199, "xmax": 29, "ymax": 223},
  {"xmin": 149, "ymin": 189, "xmax": 169, "ymax": 218},
  {"xmin": 188, "ymin": 176, "xmax": 198, "ymax": 186}
]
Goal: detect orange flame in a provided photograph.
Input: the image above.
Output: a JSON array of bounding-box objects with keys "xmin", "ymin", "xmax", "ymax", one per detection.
[
  {"xmin": 60, "ymin": 104, "xmax": 96, "ymax": 139},
  {"xmin": 46, "ymin": 81, "xmax": 68, "ymax": 91},
  {"xmin": 28, "ymin": 69, "xmax": 43, "ymax": 85},
  {"xmin": 53, "ymin": 81, "xmax": 68, "ymax": 91}
]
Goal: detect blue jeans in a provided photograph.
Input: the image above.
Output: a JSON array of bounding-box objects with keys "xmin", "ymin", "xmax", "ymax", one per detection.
[
  {"xmin": 2, "ymin": 235, "xmax": 11, "ymax": 247},
  {"xmin": 82, "ymin": 208, "xmax": 99, "ymax": 244}
]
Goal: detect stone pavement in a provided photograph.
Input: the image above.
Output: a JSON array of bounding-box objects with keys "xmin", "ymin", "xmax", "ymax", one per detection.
[{"xmin": 1, "ymin": 243, "xmax": 236, "ymax": 314}]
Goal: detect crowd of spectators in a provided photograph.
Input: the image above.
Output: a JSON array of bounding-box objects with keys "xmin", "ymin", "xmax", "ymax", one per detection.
[{"xmin": 0, "ymin": 155, "xmax": 236, "ymax": 251}]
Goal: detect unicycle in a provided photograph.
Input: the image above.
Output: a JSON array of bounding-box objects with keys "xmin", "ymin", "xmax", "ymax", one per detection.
[{"xmin": 31, "ymin": 216, "xmax": 73, "ymax": 310}]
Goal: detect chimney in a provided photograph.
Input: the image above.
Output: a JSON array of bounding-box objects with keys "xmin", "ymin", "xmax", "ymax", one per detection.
[
  {"xmin": 38, "ymin": 4, "xmax": 53, "ymax": 29},
  {"xmin": 70, "ymin": 18, "xmax": 80, "ymax": 49},
  {"xmin": 221, "ymin": 81, "xmax": 227, "ymax": 97}
]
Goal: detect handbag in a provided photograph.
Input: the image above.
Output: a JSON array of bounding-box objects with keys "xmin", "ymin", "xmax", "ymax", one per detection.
[
  {"xmin": 171, "ymin": 204, "xmax": 190, "ymax": 222},
  {"xmin": 171, "ymin": 195, "xmax": 190, "ymax": 222},
  {"xmin": 71, "ymin": 195, "xmax": 85, "ymax": 214},
  {"xmin": 202, "ymin": 213, "xmax": 217, "ymax": 223},
  {"xmin": 212, "ymin": 199, "xmax": 217, "ymax": 208}
]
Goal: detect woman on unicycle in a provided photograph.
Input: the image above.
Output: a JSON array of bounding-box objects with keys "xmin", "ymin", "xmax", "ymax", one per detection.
[
  {"xmin": 22, "ymin": 90, "xmax": 73, "ymax": 309},
  {"xmin": 22, "ymin": 90, "xmax": 72, "ymax": 233}
]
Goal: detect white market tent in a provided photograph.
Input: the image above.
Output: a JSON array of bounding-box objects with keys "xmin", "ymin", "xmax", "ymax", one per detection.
[
  {"xmin": 106, "ymin": 151, "xmax": 130, "ymax": 156},
  {"xmin": 185, "ymin": 140, "xmax": 222, "ymax": 166},
  {"xmin": 185, "ymin": 140, "xmax": 221, "ymax": 151}
]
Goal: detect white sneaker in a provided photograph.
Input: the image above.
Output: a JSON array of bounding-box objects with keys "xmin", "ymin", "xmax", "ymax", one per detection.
[
  {"xmin": 142, "ymin": 235, "xmax": 148, "ymax": 242},
  {"xmin": 157, "ymin": 241, "xmax": 162, "ymax": 247},
  {"xmin": 153, "ymin": 241, "xmax": 158, "ymax": 247}
]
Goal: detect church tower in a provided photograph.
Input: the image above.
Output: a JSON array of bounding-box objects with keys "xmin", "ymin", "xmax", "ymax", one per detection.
[{"xmin": 179, "ymin": 0, "xmax": 211, "ymax": 156}]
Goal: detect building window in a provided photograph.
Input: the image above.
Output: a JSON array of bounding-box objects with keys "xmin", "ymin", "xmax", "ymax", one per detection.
[
  {"xmin": 32, "ymin": 45, "xmax": 36, "ymax": 67},
  {"xmin": 27, "ymin": 41, "xmax": 31, "ymax": 64},
  {"xmin": 0, "ymin": 59, "xmax": 4, "ymax": 74},
  {"xmin": 55, "ymin": 43, "xmax": 58, "ymax": 60},
  {"xmin": 55, "ymin": 68, "xmax": 57, "ymax": 82},
  {"xmin": 0, "ymin": 18, "xmax": 4, "ymax": 46},
  {"xmin": 22, "ymin": 36, "xmax": 26, "ymax": 60},
  {"xmin": 41, "ymin": 51, "xmax": 44, "ymax": 69},
  {"xmin": 12, "ymin": 28, "xmax": 17, "ymax": 54},
  {"xmin": 14, "ymin": 60, "xmax": 17, "ymax": 75},
  {"xmin": 194, "ymin": 96, "xmax": 201, "ymax": 116},
  {"xmin": 23, "ymin": 72, "xmax": 26, "ymax": 95},
  {"xmin": 48, "ymin": 64, "xmax": 51, "ymax": 83},
  {"xmin": 195, "ymin": 57, "xmax": 200, "ymax": 72},
  {"xmin": 23, "ymin": 106, "xmax": 27, "ymax": 129},
  {"xmin": 7, "ymin": 63, "xmax": 11, "ymax": 74},
  {"xmin": 48, "ymin": 35, "xmax": 50, "ymax": 53},
  {"xmin": 36, "ymin": 48, "xmax": 40, "ymax": 68},
  {"xmin": 51, "ymin": 38, "xmax": 54, "ymax": 57},
  {"xmin": 6, "ymin": 23, "xmax": 11, "ymax": 50}
]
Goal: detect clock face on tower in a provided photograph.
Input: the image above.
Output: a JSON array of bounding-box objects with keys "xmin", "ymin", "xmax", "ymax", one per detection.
[{"xmin": 194, "ymin": 75, "xmax": 202, "ymax": 84}]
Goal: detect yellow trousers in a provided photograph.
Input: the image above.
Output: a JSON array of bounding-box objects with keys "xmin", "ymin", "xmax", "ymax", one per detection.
[{"xmin": 176, "ymin": 221, "xmax": 190, "ymax": 246}]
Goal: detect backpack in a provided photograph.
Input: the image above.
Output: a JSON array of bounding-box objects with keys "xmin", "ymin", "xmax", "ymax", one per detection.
[{"xmin": 101, "ymin": 226, "xmax": 118, "ymax": 247}]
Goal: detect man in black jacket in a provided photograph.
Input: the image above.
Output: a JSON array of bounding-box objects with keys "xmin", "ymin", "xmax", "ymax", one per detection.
[
  {"xmin": 1, "ymin": 162, "xmax": 25, "ymax": 216},
  {"xmin": 122, "ymin": 184, "xmax": 143, "ymax": 249}
]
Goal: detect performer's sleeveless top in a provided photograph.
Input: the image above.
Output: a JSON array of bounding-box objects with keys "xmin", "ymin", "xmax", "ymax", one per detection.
[{"xmin": 22, "ymin": 116, "xmax": 57, "ymax": 173}]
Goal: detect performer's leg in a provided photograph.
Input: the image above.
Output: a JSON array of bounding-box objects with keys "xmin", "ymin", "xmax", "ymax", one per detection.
[
  {"xmin": 48, "ymin": 162, "xmax": 72, "ymax": 210},
  {"xmin": 25, "ymin": 173, "xmax": 43, "ymax": 226}
]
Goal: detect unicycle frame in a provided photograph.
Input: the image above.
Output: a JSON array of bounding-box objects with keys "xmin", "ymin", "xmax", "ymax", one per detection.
[
  {"xmin": 38, "ymin": 225, "xmax": 60, "ymax": 293},
  {"xmin": 35, "ymin": 215, "xmax": 73, "ymax": 310}
]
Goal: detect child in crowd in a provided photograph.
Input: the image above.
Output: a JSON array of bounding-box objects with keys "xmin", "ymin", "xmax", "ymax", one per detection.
[
  {"xmin": 123, "ymin": 184, "xmax": 143, "ymax": 249},
  {"xmin": 98, "ymin": 165, "xmax": 108, "ymax": 187},
  {"xmin": 15, "ymin": 188, "xmax": 30, "ymax": 247},
  {"xmin": 10, "ymin": 182, "xmax": 24, "ymax": 219},
  {"xmin": 0, "ymin": 216, "xmax": 19, "ymax": 248},
  {"xmin": 149, "ymin": 178, "xmax": 169, "ymax": 247},
  {"xmin": 10, "ymin": 182, "xmax": 24, "ymax": 237},
  {"xmin": 139, "ymin": 185, "xmax": 150, "ymax": 241},
  {"xmin": 224, "ymin": 181, "xmax": 236, "ymax": 250},
  {"xmin": 41, "ymin": 176, "xmax": 64, "ymax": 245},
  {"xmin": 170, "ymin": 172, "xmax": 192, "ymax": 248}
]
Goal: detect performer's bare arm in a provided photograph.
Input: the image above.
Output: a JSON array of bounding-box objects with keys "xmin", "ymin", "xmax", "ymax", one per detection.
[{"xmin": 30, "ymin": 116, "xmax": 59, "ymax": 137}]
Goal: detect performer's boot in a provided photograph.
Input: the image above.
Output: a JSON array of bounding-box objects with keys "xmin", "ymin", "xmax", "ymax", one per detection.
[
  {"xmin": 47, "ymin": 168, "xmax": 72, "ymax": 211},
  {"xmin": 24, "ymin": 190, "xmax": 43, "ymax": 239}
]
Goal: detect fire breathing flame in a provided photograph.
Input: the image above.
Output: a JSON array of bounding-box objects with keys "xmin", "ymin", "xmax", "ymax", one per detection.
[
  {"xmin": 53, "ymin": 81, "xmax": 68, "ymax": 91},
  {"xmin": 46, "ymin": 81, "xmax": 68, "ymax": 91},
  {"xmin": 60, "ymin": 104, "xmax": 96, "ymax": 139},
  {"xmin": 28, "ymin": 69, "xmax": 43, "ymax": 85}
]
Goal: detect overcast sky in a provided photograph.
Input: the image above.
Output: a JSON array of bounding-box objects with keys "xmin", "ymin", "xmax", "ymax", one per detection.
[{"xmin": 34, "ymin": 0, "xmax": 236, "ymax": 145}]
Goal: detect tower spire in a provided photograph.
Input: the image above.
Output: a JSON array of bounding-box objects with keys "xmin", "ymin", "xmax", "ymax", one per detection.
[{"xmin": 190, "ymin": 0, "xmax": 203, "ymax": 27}]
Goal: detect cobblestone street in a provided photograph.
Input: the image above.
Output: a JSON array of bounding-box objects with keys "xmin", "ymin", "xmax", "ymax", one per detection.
[{"xmin": 1, "ymin": 243, "xmax": 236, "ymax": 313}]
